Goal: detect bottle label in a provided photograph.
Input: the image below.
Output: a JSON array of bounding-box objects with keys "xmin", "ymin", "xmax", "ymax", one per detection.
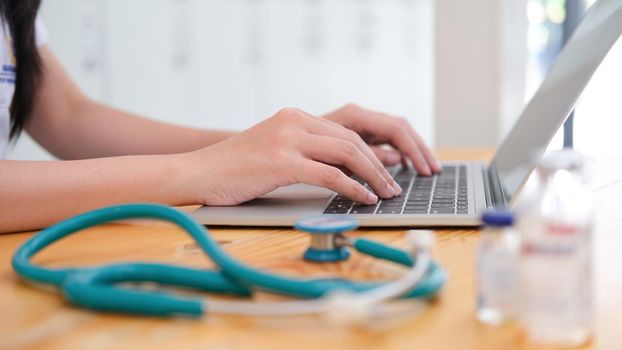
[
  {"xmin": 520, "ymin": 220, "xmax": 592, "ymax": 331},
  {"xmin": 478, "ymin": 250, "xmax": 517, "ymax": 311}
]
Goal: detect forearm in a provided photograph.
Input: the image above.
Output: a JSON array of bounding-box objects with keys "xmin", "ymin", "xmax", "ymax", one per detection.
[
  {"xmin": 32, "ymin": 98, "xmax": 235, "ymax": 159},
  {"xmin": 0, "ymin": 154, "xmax": 196, "ymax": 233}
]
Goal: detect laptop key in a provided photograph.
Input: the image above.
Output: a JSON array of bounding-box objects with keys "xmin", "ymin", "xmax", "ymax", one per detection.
[
  {"xmin": 406, "ymin": 202, "xmax": 428, "ymax": 208},
  {"xmin": 351, "ymin": 205, "xmax": 377, "ymax": 214},
  {"xmin": 377, "ymin": 208, "xmax": 401, "ymax": 215},
  {"xmin": 380, "ymin": 198, "xmax": 404, "ymax": 203},
  {"xmin": 328, "ymin": 202, "xmax": 351, "ymax": 208},
  {"xmin": 405, "ymin": 201, "xmax": 428, "ymax": 206},
  {"xmin": 379, "ymin": 206, "xmax": 404, "ymax": 212},
  {"xmin": 430, "ymin": 208, "xmax": 454, "ymax": 214},
  {"xmin": 405, "ymin": 203, "xmax": 429, "ymax": 208},
  {"xmin": 432, "ymin": 199, "xmax": 455, "ymax": 204},
  {"xmin": 434, "ymin": 194, "xmax": 455, "ymax": 198},
  {"xmin": 324, "ymin": 209, "xmax": 349, "ymax": 214},
  {"xmin": 384, "ymin": 198, "xmax": 406, "ymax": 204},
  {"xmin": 406, "ymin": 207, "xmax": 429, "ymax": 212},
  {"xmin": 403, "ymin": 209, "xmax": 429, "ymax": 214},
  {"xmin": 407, "ymin": 202, "xmax": 430, "ymax": 207},
  {"xmin": 431, "ymin": 202, "xmax": 454, "ymax": 206},
  {"xmin": 407, "ymin": 198, "xmax": 430, "ymax": 202}
]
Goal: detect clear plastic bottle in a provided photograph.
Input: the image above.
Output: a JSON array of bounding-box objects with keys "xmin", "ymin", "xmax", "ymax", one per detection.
[
  {"xmin": 476, "ymin": 210, "xmax": 520, "ymax": 325},
  {"xmin": 516, "ymin": 150, "xmax": 593, "ymax": 346}
]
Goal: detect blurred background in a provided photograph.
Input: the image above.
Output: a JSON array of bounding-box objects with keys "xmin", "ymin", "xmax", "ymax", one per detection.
[{"xmin": 6, "ymin": 0, "xmax": 622, "ymax": 160}]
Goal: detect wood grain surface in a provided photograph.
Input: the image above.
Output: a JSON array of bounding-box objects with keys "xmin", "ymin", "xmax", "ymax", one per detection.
[{"xmin": 1, "ymin": 149, "xmax": 621, "ymax": 350}]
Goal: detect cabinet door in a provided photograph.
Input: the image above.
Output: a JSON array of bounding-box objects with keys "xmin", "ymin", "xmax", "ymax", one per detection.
[
  {"xmin": 105, "ymin": 0, "xmax": 199, "ymax": 127},
  {"xmin": 194, "ymin": 0, "xmax": 262, "ymax": 130}
]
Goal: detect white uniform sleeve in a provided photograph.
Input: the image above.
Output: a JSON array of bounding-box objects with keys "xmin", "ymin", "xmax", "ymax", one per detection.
[{"xmin": 35, "ymin": 16, "xmax": 48, "ymax": 47}]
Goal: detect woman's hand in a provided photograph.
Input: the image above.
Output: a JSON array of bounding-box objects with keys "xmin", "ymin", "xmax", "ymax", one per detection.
[
  {"xmin": 323, "ymin": 104, "xmax": 441, "ymax": 176},
  {"xmin": 184, "ymin": 108, "xmax": 405, "ymax": 206}
]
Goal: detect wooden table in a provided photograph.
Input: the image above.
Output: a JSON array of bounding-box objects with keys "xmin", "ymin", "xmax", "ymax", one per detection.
[{"xmin": 2, "ymin": 149, "xmax": 621, "ymax": 350}]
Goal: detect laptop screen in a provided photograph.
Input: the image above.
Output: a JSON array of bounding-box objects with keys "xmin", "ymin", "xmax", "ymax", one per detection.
[{"xmin": 490, "ymin": 0, "xmax": 622, "ymax": 205}]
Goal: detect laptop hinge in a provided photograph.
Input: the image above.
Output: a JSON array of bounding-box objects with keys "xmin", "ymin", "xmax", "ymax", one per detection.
[
  {"xmin": 484, "ymin": 166, "xmax": 506, "ymax": 209},
  {"xmin": 482, "ymin": 167, "xmax": 493, "ymax": 209}
]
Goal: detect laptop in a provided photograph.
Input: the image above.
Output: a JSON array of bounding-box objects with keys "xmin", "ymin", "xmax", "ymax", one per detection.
[{"xmin": 191, "ymin": 0, "xmax": 622, "ymax": 227}]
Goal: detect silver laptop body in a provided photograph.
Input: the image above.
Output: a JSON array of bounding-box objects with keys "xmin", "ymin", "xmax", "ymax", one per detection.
[{"xmin": 192, "ymin": 0, "xmax": 622, "ymax": 227}]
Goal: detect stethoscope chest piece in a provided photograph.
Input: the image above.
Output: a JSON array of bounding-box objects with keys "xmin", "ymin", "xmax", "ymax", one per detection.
[{"xmin": 294, "ymin": 216, "xmax": 358, "ymax": 263}]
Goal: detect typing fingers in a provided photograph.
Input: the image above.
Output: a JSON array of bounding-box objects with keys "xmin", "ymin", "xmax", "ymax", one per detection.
[
  {"xmin": 324, "ymin": 104, "xmax": 441, "ymax": 175},
  {"xmin": 294, "ymin": 160, "xmax": 378, "ymax": 205},
  {"xmin": 370, "ymin": 146, "xmax": 403, "ymax": 166},
  {"xmin": 359, "ymin": 115, "xmax": 438, "ymax": 176},
  {"xmin": 403, "ymin": 125, "xmax": 442, "ymax": 173},
  {"xmin": 301, "ymin": 135, "xmax": 396, "ymax": 199},
  {"xmin": 302, "ymin": 116, "xmax": 401, "ymax": 194}
]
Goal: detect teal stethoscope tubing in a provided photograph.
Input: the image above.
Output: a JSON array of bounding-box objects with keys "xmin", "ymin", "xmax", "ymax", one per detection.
[{"xmin": 12, "ymin": 203, "xmax": 445, "ymax": 317}]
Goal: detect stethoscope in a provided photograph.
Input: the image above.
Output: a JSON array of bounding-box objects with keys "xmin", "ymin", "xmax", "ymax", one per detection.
[{"xmin": 12, "ymin": 203, "xmax": 446, "ymax": 321}]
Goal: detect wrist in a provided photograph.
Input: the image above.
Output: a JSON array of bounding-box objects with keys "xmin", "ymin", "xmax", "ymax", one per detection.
[
  {"xmin": 195, "ymin": 129, "xmax": 237, "ymax": 147},
  {"xmin": 158, "ymin": 152, "xmax": 203, "ymax": 205},
  {"xmin": 168, "ymin": 147, "xmax": 224, "ymax": 206}
]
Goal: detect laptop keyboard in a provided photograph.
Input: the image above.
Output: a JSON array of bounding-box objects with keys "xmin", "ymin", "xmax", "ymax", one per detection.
[{"xmin": 322, "ymin": 165, "xmax": 469, "ymax": 215}]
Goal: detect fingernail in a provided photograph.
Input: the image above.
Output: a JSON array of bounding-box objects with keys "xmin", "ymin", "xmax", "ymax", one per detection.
[
  {"xmin": 367, "ymin": 192, "xmax": 378, "ymax": 204},
  {"xmin": 433, "ymin": 160, "xmax": 442, "ymax": 172},
  {"xmin": 386, "ymin": 182, "xmax": 396, "ymax": 196},
  {"xmin": 392, "ymin": 181, "xmax": 402, "ymax": 195},
  {"xmin": 423, "ymin": 165, "xmax": 432, "ymax": 176}
]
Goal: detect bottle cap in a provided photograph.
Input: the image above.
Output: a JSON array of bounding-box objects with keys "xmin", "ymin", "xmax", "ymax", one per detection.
[{"xmin": 481, "ymin": 211, "xmax": 514, "ymax": 227}]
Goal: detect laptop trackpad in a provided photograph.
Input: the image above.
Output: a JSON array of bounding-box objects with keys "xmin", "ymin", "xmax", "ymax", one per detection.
[{"xmin": 191, "ymin": 184, "xmax": 334, "ymax": 223}]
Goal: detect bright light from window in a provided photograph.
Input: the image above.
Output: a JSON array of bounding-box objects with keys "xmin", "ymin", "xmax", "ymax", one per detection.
[
  {"xmin": 545, "ymin": 0, "xmax": 566, "ymax": 24},
  {"xmin": 526, "ymin": 0, "xmax": 612, "ymax": 154},
  {"xmin": 573, "ymin": 36, "xmax": 622, "ymax": 156},
  {"xmin": 527, "ymin": 0, "xmax": 547, "ymax": 23}
]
